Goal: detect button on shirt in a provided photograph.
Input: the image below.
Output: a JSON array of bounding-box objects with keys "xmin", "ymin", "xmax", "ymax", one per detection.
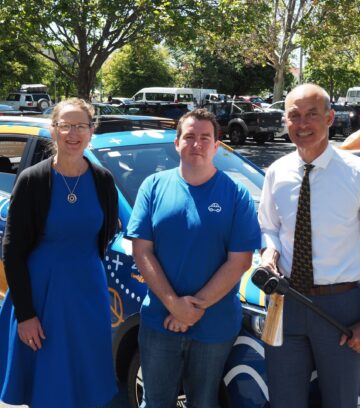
[{"xmin": 259, "ymin": 144, "xmax": 360, "ymax": 284}]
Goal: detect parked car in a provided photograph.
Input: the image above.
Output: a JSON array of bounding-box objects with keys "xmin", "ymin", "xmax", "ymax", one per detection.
[
  {"xmin": 337, "ymin": 104, "xmax": 360, "ymax": 132},
  {"xmin": 0, "ymin": 84, "xmax": 52, "ymax": 112},
  {"xmin": 204, "ymin": 100, "xmax": 283, "ymax": 144},
  {"xmin": 0, "ymin": 104, "xmax": 42, "ymax": 117},
  {"xmin": 43, "ymin": 103, "xmax": 125, "ymax": 117},
  {"xmin": 0, "ymin": 116, "xmax": 358, "ymax": 407},
  {"xmin": 266, "ymin": 101, "xmax": 353, "ymax": 141},
  {"xmin": 265, "ymin": 101, "xmax": 285, "ymax": 112},
  {"xmin": 123, "ymin": 102, "xmax": 189, "ymax": 121},
  {"xmin": 330, "ymin": 104, "xmax": 353, "ymax": 138},
  {"xmin": 110, "ymin": 97, "xmax": 134, "ymax": 106}
]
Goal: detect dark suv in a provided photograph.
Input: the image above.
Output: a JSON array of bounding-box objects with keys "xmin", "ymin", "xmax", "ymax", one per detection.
[
  {"xmin": 330, "ymin": 104, "xmax": 353, "ymax": 138},
  {"xmin": 342, "ymin": 104, "xmax": 360, "ymax": 132},
  {"xmin": 123, "ymin": 103, "xmax": 189, "ymax": 121}
]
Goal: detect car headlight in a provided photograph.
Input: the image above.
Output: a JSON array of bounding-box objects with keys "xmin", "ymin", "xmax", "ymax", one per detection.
[{"xmin": 242, "ymin": 303, "xmax": 267, "ymax": 338}]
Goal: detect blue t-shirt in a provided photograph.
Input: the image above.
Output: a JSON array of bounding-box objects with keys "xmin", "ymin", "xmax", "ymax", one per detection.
[{"xmin": 126, "ymin": 168, "xmax": 261, "ymax": 342}]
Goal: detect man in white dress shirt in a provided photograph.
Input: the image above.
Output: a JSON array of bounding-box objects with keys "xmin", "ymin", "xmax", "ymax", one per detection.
[{"xmin": 259, "ymin": 83, "xmax": 360, "ymax": 407}]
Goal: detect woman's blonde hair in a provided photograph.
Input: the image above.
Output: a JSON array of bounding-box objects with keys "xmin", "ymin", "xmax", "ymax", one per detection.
[{"xmin": 51, "ymin": 98, "xmax": 95, "ymax": 124}]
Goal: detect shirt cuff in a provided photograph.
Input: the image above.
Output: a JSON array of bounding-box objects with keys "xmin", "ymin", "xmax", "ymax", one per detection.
[{"xmin": 261, "ymin": 233, "xmax": 281, "ymax": 254}]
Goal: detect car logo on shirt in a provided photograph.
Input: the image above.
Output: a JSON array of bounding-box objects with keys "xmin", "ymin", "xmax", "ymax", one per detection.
[{"xmin": 208, "ymin": 203, "xmax": 222, "ymax": 213}]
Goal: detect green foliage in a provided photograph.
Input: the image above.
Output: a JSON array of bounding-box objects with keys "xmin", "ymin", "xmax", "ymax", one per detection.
[
  {"xmin": 0, "ymin": 40, "xmax": 48, "ymax": 98},
  {"xmin": 102, "ymin": 43, "xmax": 175, "ymax": 97},
  {"xmin": 173, "ymin": 48, "xmax": 280, "ymax": 96},
  {"xmin": 0, "ymin": 0, "xmax": 199, "ymax": 98}
]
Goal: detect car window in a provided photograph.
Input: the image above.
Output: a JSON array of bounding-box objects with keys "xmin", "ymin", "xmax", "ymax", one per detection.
[
  {"xmin": 32, "ymin": 94, "xmax": 50, "ymax": 101},
  {"xmin": 145, "ymin": 93, "xmax": 175, "ymax": 102},
  {"xmin": 234, "ymin": 102, "xmax": 253, "ymax": 112},
  {"xmin": 7, "ymin": 94, "xmax": 20, "ymax": 102},
  {"xmin": 92, "ymin": 143, "xmax": 263, "ymax": 207},
  {"xmin": 177, "ymin": 94, "xmax": 193, "ymax": 102},
  {"xmin": 0, "ymin": 139, "xmax": 28, "ymax": 192}
]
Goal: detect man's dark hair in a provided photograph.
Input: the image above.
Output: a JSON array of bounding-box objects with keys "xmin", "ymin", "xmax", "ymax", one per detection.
[{"xmin": 176, "ymin": 108, "xmax": 220, "ymax": 141}]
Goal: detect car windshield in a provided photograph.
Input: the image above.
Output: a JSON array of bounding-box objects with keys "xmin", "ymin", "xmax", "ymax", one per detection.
[
  {"xmin": 233, "ymin": 102, "xmax": 253, "ymax": 112},
  {"xmin": 92, "ymin": 143, "xmax": 263, "ymax": 207}
]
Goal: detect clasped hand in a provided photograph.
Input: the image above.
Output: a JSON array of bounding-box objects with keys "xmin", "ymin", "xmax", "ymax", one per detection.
[{"xmin": 164, "ymin": 295, "xmax": 206, "ymax": 333}]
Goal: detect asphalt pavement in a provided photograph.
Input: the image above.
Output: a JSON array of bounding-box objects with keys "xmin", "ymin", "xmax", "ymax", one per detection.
[{"xmin": 234, "ymin": 134, "xmax": 344, "ymax": 170}]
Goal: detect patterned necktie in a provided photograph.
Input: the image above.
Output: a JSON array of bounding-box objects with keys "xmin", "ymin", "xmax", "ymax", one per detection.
[{"xmin": 290, "ymin": 164, "xmax": 315, "ymax": 294}]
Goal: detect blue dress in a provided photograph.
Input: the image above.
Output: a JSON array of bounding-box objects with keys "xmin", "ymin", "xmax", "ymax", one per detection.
[{"xmin": 0, "ymin": 169, "xmax": 118, "ymax": 407}]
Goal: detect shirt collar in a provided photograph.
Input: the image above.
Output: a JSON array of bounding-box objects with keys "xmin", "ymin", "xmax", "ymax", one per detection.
[{"xmin": 295, "ymin": 144, "xmax": 334, "ymax": 170}]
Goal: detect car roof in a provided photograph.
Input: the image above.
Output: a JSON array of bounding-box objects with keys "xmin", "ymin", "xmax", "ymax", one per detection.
[
  {"xmin": 90, "ymin": 128, "xmax": 177, "ymax": 149},
  {"xmin": 0, "ymin": 116, "xmax": 176, "ymax": 148},
  {"xmin": 0, "ymin": 116, "xmax": 51, "ymax": 125}
]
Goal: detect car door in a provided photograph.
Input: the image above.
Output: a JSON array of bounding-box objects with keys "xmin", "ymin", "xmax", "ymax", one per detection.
[{"xmin": 0, "ymin": 134, "xmax": 52, "ymax": 301}]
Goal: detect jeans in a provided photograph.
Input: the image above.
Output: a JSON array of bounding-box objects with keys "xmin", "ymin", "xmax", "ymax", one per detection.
[{"xmin": 138, "ymin": 323, "xmax": 235, "ymax": 408}]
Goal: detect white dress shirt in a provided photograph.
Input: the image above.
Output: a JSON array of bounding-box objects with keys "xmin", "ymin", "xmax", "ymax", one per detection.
[{"xmin": 259, "ymin": 144, "xmax": 360, "ymax": 284}]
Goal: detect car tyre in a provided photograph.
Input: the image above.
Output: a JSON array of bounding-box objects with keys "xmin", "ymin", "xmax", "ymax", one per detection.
[
  {"xmin": 127, "ymin": 350, "xmax": 142, "ymax": 408},
  {"xmin": 38, "ymin": 99, "xmax": 50, "ymax": 112},
  {"xmin": 283, "ymin": 133, "xmax": 291, "ymax": 143},
  {"xmin": 229, "ymin": 125, "xmax": 246, "ymax": 145}
]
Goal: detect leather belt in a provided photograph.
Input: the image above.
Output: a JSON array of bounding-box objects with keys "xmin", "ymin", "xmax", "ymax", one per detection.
[{"xmin": 308, "ymin": 282, "xmax": 358, "ymax": 296}]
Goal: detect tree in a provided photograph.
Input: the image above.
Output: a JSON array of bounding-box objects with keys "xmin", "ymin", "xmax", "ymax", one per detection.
[
  {"xmin": 102, "ymin": 43, "xmax": 175, "ymax": 97},
  {"xmin": 211, "ymin": 0, "xmax": 321, "ymax": 101},
  {"xmin": 174, "ymin": 48, "xmax": 280, "ymax": 96},
  {"xmin": 300, "ymin": 0, "xmax": 360, "ymax": 99},
  {"xmin": 0, "ymin": 40, "xmax": 49, "ymax": 98},
  {"xmin": 2, "ymin": 0, "xmax": 200, "ymax": 99}
]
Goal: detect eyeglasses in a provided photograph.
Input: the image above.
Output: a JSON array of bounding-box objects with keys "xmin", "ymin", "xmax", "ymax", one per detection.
[{"xmin": 54, "ymin": 122, "xmax": 92, "ymax": 134}]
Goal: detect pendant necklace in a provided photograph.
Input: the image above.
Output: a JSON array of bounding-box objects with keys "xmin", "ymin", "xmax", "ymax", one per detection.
[{"xmin": 60, "ymin": 172, "xmax": 81, "ymax": 204}]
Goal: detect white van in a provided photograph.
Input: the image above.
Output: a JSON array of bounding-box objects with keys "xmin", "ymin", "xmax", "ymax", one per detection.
[
  {"xmin": 132, "ymin": 87, "xmax": 194, "ymax": 109},
  {"xmin": 346, "ymin": 87, "xmax": 360, "ymax": 105}
]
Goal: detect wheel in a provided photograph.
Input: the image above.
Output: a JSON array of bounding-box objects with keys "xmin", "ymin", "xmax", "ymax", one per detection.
[
  {"xmin": 329, "ymin": 128, "xmax": 336, "ymax": 139},
  {"xmin": 38, "ymin": 99, "xmax": 50, "ymax": 112},
  {"xmin": 283, "ymin": 133, "xmax": 291, "ymax": 142},
  {"xmin": 127, "ymin": 350, "xmax": 187, "ymax": 407},
  {"xmin": 229, "ymin": 125, "xmax": 246, "ymax": 145},
  {"xmin": 253, "ymin": 133, "xmax": 269, "ymax": 145},
  {"xmin": 127, "ymin": 351, "xmax": 143, "ymax": 408}
]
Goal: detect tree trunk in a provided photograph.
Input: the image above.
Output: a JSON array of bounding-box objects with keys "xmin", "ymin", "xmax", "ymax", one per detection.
[
  {"xmin": 77, "ymin": 69, "xmax": 92, "ymax": 100},
  {"xmin": 273, "ymin": 64, "xmax": 285, "ymax": 102}
]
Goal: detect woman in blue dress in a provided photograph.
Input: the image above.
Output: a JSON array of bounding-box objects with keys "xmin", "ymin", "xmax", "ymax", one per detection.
[{"xmin": 0, "ymin": 98, "xmax": 120, "ymax": 407}]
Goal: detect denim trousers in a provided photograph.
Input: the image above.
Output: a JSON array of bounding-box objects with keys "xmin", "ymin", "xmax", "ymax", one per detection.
[{"xmin": 138, "ymin": 322, "xmax": 235, "ymax": 408}]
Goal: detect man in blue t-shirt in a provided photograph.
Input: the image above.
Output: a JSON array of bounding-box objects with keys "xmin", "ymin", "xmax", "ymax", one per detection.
[{"xmin": 127, "ymin": 108, "xmax": 261, "ymax": 408}]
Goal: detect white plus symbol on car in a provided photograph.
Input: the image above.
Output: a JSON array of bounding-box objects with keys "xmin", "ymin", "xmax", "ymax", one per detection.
[
  {"xmin": 111, "ymin": 254, "xmax": 124, "ymax": 271},
  {"xmin": 109, "ymin": 138, "xmax": 122, "ymax": 145}
]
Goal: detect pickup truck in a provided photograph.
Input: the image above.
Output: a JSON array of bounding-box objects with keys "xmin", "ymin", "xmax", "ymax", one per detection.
[{"xmin": 204, "ymin": 101, "xmax": 283, "ymax": 144}]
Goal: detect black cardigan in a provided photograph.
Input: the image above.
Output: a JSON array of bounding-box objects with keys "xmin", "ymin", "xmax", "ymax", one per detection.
[{"xmin": 3, "ymin": 156, "xmax": 119, "ymax": 322}]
